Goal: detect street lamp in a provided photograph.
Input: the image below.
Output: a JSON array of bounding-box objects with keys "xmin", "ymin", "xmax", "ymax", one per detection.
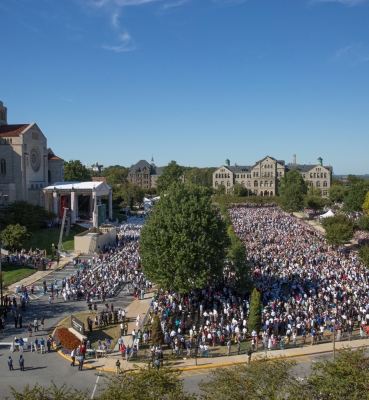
[{"xmin": 0, "ymin": 194, "xmax": 8, "ymax": 306}]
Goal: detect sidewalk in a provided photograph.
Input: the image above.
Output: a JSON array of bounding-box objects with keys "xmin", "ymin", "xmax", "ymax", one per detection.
[
  {"xmin": 74, "ymin": 335, "xmax": 369, "ymax": 373},
  {"xmin": 6, "ymin": 256, "xmax": 74, "ymax": 294}
]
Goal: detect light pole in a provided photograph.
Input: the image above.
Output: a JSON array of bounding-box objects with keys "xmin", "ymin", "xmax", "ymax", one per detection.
[{"xmin": 0, "ymin": 194, "xmax": 7, "ymax": 307}]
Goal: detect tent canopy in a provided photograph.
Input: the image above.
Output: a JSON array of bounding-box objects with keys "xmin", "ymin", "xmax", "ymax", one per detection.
[{"xmin": 321, "ymin": 209, "xmax": 334, "ymax": 218}]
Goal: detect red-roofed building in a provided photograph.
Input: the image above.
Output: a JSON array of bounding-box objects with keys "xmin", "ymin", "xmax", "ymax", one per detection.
[{"xmin": 0, "ymin": 100, "xmax": 64, "ymax": 206}]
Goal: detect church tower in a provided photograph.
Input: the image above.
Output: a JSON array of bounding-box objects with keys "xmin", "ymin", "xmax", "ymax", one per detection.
[{"xmin": 0, "ymin": 101, "xmax": 8, "ymax": 126}]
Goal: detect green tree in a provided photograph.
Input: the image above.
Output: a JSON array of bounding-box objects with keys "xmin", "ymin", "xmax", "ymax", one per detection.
[
  {"xmin": 185, "ymin": 167, "xmax": 217, "ymax": 188},
  {"xmin": 358, "ymin": 245, "xmax": 369, "ymax": 267},
  {"xmin": 225, "ymin": 227, "xmax": 252, "ymax": 291},
  {"xmin": 99, "ymin": 165, "xmax": 129, "ymax": 186},
  {"xmin": 151, "ymin": 315, "xmax": 164, "ymax": 346},
  {"xmin": 358, "ymin": 215, "xmax": 369, "ymax": 232},
  {"xmin": 3, "ymin": 201, "xmax": 55, "ymax": 231},
  {"xmin": 328, "ymin": 184, "xmax": 347, "ymax": 202},
  {"xmin": 278, "ymin": 169, "xmax": 308, "ymax": 212},
  {"xmin": 322, "ymin": 214, "xmax": 355, "ymax": 245},
  {"xmin": 0, "ymin": 224, "xmax": 31, "ymax": 250},
  {"xmin": 300, "ymin": 347, "xmax": 369, "ymax": 399},
  {"xmin": 156, "ymin": 161, "xmax": 184, "ymax": 194},
  {"xmin": 231, "ymin": 183, "xmax": 249, "ymax": 197},
  {"xmin": 217, "ymin": 184, "xmax": 226, "ymax": 195},
  {"xmin": 343, "ymin": 177, "xmax": 369, "ymax": 212},
  {"xmin": 362, "ymin": 191, "xmax": 369, "ymax": 214},
  {"xmin": 248, "ymin": 288, "xmax": 262, "ymax": 334},
  {"xmin": 97, "ymin": 366, "xmax": 193, "ymax": 400},
  {"xmin": 140, "ymin": 183, "xmax": 230, "ymax": 292},
  {"xmin": 199, "ymin": 358, "xmax": 298, "ymax": 400},
  {"xmin": 8, "ymin": 381, "xmax": 88, "ymax": 400},
  {"xmin": 305, "ymin": 187, "xmax": 324, "ymax": 212},
  {"xmin": 64, "ymin": 160, "xmax": 91, "ymax": 182}
]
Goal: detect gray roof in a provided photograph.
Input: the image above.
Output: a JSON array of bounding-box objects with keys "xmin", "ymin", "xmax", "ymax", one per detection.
[
  {"xmin": 287, "ymin": 164, "xmax": 332, "ymax": 173},
  {"xmin": 228, "ymin": 165, "xmax": 252, "ymax": 173},
  {"xmin": 129, "ymin": 160, "xmax": 151, "ymax": 174},
  {"xmin": 129, "ymin": 160, "xmax": 164, "ymax": 176}
]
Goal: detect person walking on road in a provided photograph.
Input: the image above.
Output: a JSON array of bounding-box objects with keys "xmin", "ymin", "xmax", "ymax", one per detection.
[
  {"xmin": 34, "ymin": 318, "xmax": 38, "ymax": 332},
  {"xmin": 40, "ymin": 316, "xmax": 45, "ymax": 330},
  {"xmin": 7, "ymin": 356, "xmax": 14, "ymax": 371}
]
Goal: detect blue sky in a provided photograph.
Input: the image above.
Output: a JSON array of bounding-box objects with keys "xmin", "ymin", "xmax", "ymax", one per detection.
[{"xmin": 1, "ymin": 0, "xmax": 369, "ymax": 174}]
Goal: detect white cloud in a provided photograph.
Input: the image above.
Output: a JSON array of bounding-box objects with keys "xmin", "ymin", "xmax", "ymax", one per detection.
[
  {"xmin": 211, "ymin": 0, "xmax": 247, "ymax": 6},
  {"xmin": 333, "ymin": 43, "xmax": 369, "ymax": 65},
  {"xmin": 310, "ymin": 0, "xmax": 368, "ymax": 6},
  {"xmin": 163, "ymin": 0, "xmax": 192, "ymax": 9},
  {"xmin": 111, "ymin": 11, "xmax": 120, "ymax": 26},
  {"xmin": 86, "ymin": 0, "xmax": 161, "ymax": 7},
  {"xmin": 335, "ymin": 45, "xmax": 352, "ymax": 57},
  {"xmin": 101, "ymin": 30, "xmax": 136, "ymax": 52}
]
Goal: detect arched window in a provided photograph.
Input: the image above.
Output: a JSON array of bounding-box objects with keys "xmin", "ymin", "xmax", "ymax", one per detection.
[
  {"xmin": 215, "ymin": 181, "xmax": 218, "ymax": 187},
  {"xmin": 254, "ymin": 180, "xmax": 258, "ymax": 187},
  {"xmin": 316, "ymin": 181, "xmax": 321, "ymax": 187},
  {"xmin": 270, "ymin": 181, "xmax": 273, "ymax": 187},
  {"xmin": 227, "ymin": 181, "xmax": 231, "ymax": 187},
  {"xmin": 260, "ymin": 181, "xmax": 264, "ymax": 187},
  {"xmin": 323, "ymin": 181, "xmax": 328, "ymax": 187},
  {"xmin": 264, "ymin": 180, "xmax": 268, "ymax": 186},
  {"xmin": 0, "ymin": 159, "xmax": 6, "ymax": 175},
  {"xmin": 324, "ymin": 173, "xmax": 327, "ymax": 178},
  {"xmin": 241, "ymin": 181, "xmax": 245, "ymax": 186}
]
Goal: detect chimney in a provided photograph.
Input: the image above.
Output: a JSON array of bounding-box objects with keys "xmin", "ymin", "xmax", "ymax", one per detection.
[
  {"xmin": 293, "ymin": 154, "xmax": 296, "ymax": 165},
  {"xmin": 234, "ymin": 163, "xmax": 237, "ymax": 167}
]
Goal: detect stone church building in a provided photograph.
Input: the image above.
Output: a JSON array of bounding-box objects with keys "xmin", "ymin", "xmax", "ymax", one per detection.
[{"xmin": 0, "ymin": 100, "xmax": 64, "ymax": 207}]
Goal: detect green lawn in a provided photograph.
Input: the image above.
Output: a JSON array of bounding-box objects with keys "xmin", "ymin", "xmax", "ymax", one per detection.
[
  {"xmin": 2, "ymin": 264, "xmax": 37, "ymax": 287},
  {"xmin": 22, "ymin": 226, "xmax": 87, "ymax": 258},
  {"xmin": 58, "ymin": 312, "xmax": 121, "ymax": 350}
]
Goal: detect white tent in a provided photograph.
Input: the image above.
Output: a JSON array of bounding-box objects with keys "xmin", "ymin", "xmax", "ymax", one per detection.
[{"xmin": 321, "ymin": 209, "xmax": 334, "ymax": 218}]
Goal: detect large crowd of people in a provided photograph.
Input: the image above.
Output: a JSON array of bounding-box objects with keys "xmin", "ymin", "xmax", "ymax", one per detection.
[{"xmin": 146, "ymin": 204, "xmax": 369, "ymax": 355}]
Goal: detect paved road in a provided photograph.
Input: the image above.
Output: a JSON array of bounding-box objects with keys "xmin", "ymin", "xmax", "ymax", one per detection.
[{"xmin": 0, "ymin": 266, "xmax": 133, "ymax": 399}]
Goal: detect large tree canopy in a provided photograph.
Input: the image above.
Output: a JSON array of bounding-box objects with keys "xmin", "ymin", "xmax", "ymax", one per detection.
[
  {"xmin": 64, "ymin": 160, "xmax": 91, "ymax": 182},
  {"xmin": 2, "ymin": 201, "xmax": 55, "ymax": 231},
  {"xmin": 0, "ymin": 224, "xmax": 31, "ymax": 250},
  {"xmin": 140, "ymin": 182, "xmax": 230, "ymax": 292},
  {"xmin": 278, "ymin": 169, "xmax": 308, "ymax": 212},
  {"xmin": 322, "ymin": 214, "xmax": 355, "ymax": 245},
  {"xmin": 99, "ymin": 165, "xmax": 129, "ymax": 186},
  {"xmin": 184, "ymin": 167, "xmax": 216, "ymax": 188},
  {"xmin": 156, "ymin": 161, "xmax": 184, "ymax": 194},
  {"xmin": 343, "ymin": 176, "xmax": 369, "ymax": 212}
]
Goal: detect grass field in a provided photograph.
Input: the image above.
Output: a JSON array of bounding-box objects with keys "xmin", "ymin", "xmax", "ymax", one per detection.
[
  {"xmin": 58, "ymin": 312, "xmax": 121, "ymax": 350},
  {"xmin": 22, "ymin": 226, "xmax": 87, "ymax": 258},
  {"xmin": 2, "ymin": 265, "xmax": 37, "ymax": 287}
]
